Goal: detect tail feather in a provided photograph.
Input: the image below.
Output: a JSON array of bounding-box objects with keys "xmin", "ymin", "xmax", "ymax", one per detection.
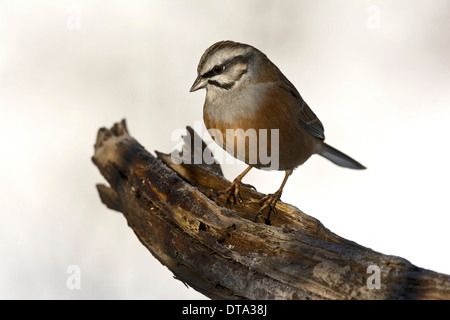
[{"xmin": 319, "ymin": 143, "xmax": 366, "ymax": 170}]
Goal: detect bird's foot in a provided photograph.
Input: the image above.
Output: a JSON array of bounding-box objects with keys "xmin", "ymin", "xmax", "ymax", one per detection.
[
  {"xmin": 216, "ymin": 167, "xmax": 254, "ymax": 207},
  {"xmin": 254, "ymin": 191, "xmax": 282, "ymax": 225},
  {"xmin": 217, "ymin": 179, "xmax": 244, "ymax": 206}
]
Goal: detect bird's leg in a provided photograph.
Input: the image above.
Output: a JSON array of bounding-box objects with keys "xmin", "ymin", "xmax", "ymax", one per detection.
[
  {"xmin": 218, "ymin": 166, "xmax": 252, "ymax": 205},
  {"xmin": 255, "ymin": 170, "xmax": 293, "ymax": 224}
]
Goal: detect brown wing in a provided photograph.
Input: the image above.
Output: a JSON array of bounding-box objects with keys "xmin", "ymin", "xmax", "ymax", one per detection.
[{"xmin": 277, "ymin": 79, "xmax": 325, "ymax": 141}]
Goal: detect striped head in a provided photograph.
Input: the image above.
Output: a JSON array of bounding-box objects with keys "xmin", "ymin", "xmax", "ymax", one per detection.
[{"xmin": 190, "ymin": 41, "xmax": 261, "ymax": 93}]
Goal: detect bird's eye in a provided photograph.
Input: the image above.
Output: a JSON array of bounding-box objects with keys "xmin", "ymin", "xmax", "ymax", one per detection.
[{"xmin": 213, "ymin": 65, "xmax": 224, "ymax": 74}]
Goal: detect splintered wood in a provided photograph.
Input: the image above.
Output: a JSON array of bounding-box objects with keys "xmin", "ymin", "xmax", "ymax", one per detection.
[{"xmin": 92, "ymin": 120, "xmax": 450, "ymax": 300}]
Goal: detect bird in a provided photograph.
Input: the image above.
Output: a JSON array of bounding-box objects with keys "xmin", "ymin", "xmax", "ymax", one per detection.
[{"xmin": 190, "ymin": 40, "xmax": 365, "ymax": 222}]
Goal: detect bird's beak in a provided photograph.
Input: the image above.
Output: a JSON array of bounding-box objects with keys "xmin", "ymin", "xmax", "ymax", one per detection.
[{"xmin": 189, "ymin": 76, "xmax": 208, "ymax": 92}]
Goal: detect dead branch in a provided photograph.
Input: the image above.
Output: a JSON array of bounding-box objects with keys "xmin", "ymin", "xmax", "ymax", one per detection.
[{"xmin": 92, "ymin": 120, "xmax": 450, "ymax": 300}]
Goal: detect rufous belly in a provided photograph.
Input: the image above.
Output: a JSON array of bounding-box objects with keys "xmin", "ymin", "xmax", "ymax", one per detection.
[{"xmin": 204, "ymin": 106, "xmax": 321, "ymax": 171}]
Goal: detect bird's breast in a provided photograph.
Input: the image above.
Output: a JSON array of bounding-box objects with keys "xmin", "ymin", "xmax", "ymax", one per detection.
[{"xmin": 203, "ymin": 84, "xmax": 320, "ymax": 170}]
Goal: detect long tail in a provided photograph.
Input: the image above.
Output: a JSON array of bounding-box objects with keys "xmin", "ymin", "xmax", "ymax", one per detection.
[{"xmin": 319, "ymin": 143, "xmax": 366, "ymax": 170}]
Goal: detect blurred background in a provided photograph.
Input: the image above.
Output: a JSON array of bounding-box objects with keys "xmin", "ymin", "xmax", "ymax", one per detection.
[{"xmin": 1, "ymin": 0, "xmax": 449, "ymax": 299}]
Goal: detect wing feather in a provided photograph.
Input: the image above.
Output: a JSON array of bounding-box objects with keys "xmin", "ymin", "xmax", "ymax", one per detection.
[{"xmin": 277, "ymin": 79, "xmax": 325, "ymax": 141}]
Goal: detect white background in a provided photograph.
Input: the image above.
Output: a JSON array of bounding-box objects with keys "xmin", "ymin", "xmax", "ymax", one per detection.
[{"xmin": 1, "ymin": 0, "xmax": 449, "ymax": 299}]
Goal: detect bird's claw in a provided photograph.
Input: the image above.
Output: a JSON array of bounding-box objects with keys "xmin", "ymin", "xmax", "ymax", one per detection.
[
  {"xmin": 217, "ymin": 181, "xmax": 243, "ymax": 206},
  {"xmin": 254, "ymin": 192, "xmax": 282, "ymax": 224}
]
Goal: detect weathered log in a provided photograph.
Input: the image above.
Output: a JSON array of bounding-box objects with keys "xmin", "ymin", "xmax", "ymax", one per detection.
[{"xmin": 92, "ymin": 120, "xmax": 450, "ymax": 299}]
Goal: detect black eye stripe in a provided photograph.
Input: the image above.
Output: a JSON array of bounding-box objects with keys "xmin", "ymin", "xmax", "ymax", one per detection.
[
  {"xmin": 202, "ymin": 68, "xmax": 218, "ymax": 79},
  {"xmin": 201, "ymin": 54, "xmax": 251, "ymax": 79},
  {"xmin": 213, "ymin": 65, "xmax": 225, "ymax": 74},
  {"xmin": 225, "ymin": 54, "xmax": 251, "ymax": 69},
  {"xmin": 202, "ymin": 65, "xmax": 225, "ymax": 78}
]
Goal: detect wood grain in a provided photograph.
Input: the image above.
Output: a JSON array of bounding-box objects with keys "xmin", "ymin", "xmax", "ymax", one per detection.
[{"xmin": 92, "ymin": 120, "xmax": 450, "ymax": 299}]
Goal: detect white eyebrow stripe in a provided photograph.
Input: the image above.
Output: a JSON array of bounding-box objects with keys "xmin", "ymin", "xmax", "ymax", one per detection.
[{"xmin": 200, "ymin": 46, "xmax": 253, "ymax": 76}]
